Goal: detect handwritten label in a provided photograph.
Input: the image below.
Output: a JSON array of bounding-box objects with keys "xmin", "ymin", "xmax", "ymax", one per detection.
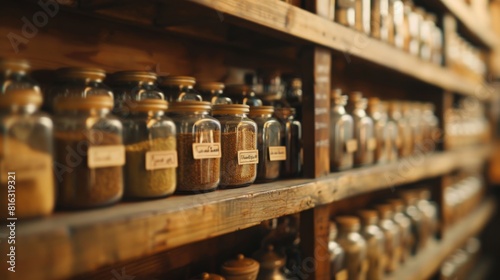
[
  {"xmin": 367, "ymin": 138, "xmax": 377, "ymax": 151},
  {"xmin": 269, "ymin": 146, "xmax": 287, "ymax": 161},
  {"xmin": 88, "ymin": 145, "xmax": 125, "ymax": 168},
  {"xmin": 335, "ymin": 269, "xmax": 348, "ymax": 280},
  {"xmin": 345, "ymin": 139, "xmax": 358, "ymax": 153},
  {"xmin": 145, "ymin": 151, "xmax": 178, "ymax": 170},
  {"xmin": 238, "ymin": 150, "xmax": 259, "ymax": 165},
  {"xmin": 192, "ymin": 143, "xmax": 221, "ymax": 159}
]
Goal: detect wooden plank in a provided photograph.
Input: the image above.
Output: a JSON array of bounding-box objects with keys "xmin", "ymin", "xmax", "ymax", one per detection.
[
  {"xmin": 385, "ymin": 198, "xmax": 496, "ymax": 280},
  {"xmin": 1, "ymin": 145, "xmax": 492, "ymax": 280}
]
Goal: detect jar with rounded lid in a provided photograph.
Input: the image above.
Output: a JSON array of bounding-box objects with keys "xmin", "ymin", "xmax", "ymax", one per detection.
[
  {"xmin": 248, "ymin": 106, "xmax": 282, "ymax": 183},
  {"xmin": 167, "ymin": 101, "xmax": 221, "ymax": 193},
  {"xmin": 53, "ymin": 94, "xmax": 124, "ymax": 209},
  {"xmin": 197, "ymin": 82, "xmax": 232, "ymax": 105},
  {"xmin": 226, "ymin": 85, "xmax": 263, "ymax": 107},
  {"xmin": 253, "ymin": 245, "xmax": 287, "ymax": 280},
  {"xmin": 274, "ymin": 107, "xmax": 302, "ymax": 178},
  {"xmin": 347, "ymin": 92, "xmax": 375, "ymax": 166},
  {"xmin": 330, "ymin": 89, "xmax": 356, "ymax": 171},
  {"xmin": 121, "ymin": 89, "xmax": 176, "ymax": 199},
  {"xmin": 374, "ymin": 204, "xmax": 401, "ymax": 273},
  {"xmin": 108, "ymin": 71, "xmax": 163, "ymax": 116},
  {"xmin": 357, "ymin": 210, "xmax": 385, "ymax": 280},
  {"xmin": 399, "ymin": 190, "xmax": 425, "ymax": 253},
  {"xmin": 221, "ymin": 254, "xmax": 260, "ymax": 280},
  {"xmin": 336, "ymin": 0, "xmax": 356, "ymax": 28},
  {"xmin": 335, "ymin": 216, "xmax": 368, "ymax": 280},
  {"xmin": 158, "ymin": 75, "xmax": 202, "ymax": 102},
  {"xmin": 45, "ymin": 67, "xmax": 113, "ymax": 113},
  {"xmin": 0, "ymin": 59, "xmax": 54, "ymax": 218},
  {"xmin": 328, "ymin": 222, "xmax": 347, "ymax": 280},
  {"xmin": 212, "ymin": 104, "xmax": 257, "ymax": 188},
  {"xmin": 386, "ymin": 199, "xmax": 412, "ymax": 263},
  {"xmin": 388, "ymin": 101, "xmax": 412, "ymax": 158}
]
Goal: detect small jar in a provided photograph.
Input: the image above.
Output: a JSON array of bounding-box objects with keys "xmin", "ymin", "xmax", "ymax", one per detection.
[
  {"xmin": 190, "ymin": 273, "xmax": 226, "ymax": 280},
  {"xmin": 168, "ymin": 101, "xmax": 221, "ymax": 193},
  {"xmin": 212, "ymin": 104, "xmax": 258, "ymax": 188},
  {"xmin": 0, "ymin": 59, "xmax": 54, "ymax": 218},
  {"xmin": 367, "ymin": 98, "xmax": 388, "ymax": 164},
  {"xmin": 388, "ymin": 101, "xmax": 412, "ymax": 158},
  {"xmin": 226, "ymin": 85, "xmax": 263, "ymax": 107},
  {"xmin": 328, "ymin": 222, "xmax": 347, "ymax": 280},
  {"xmin": 335, "ymin": 216, "xmax": 368, "ymax": 280},
  {"xmin": 330, "ymin": 89, "xmax": 356, "ymax": 171},
  {"xmin": 221, "ymin": 254, "xmax": 260, "ymax": 280},
  {"xmin": 375, "ymin": 204, "xmax": 400, "ymax": 273},
  {"xmin": 248, "ymin": 106, "xmax": 282, "ymax": 183},
  {"xmin": 54, "ymin": 95, "xmax": 124, "ymax": 209},
  {"xmin": 355, "ymin": 0, "xmax": 371, "ymax": 34},
  {"xmin": 386, "ymin": 199, "xmax": 412, "ymax": 263},
  {"xmin": 371, "ymin": 0, "xmax": 391, "ymax": 41},
  {"xmin": 400, "ymin": 191, "xmax": 425, "ymax": 254},
  {"xmin": 45, "ymin": 67, "xmax": 113, "ymax": 113},
  {"xmin": 274, "ymin": 107, "xmax": 302, "ymax": 177},
  {"xmin": 336, "ymin": 0, "xmax": 356, "ymax": 28},
  {"xmin": 158, "ymin": 75, "xmax": 202, "ymax": 102},
  {"xmin": 122, "ymin": 91, "xmax": 177, "ymax": 199},
  {"xmin": 347, "ymin": 92, "xmax": 375, "ymax": 166},
  {"xmin": 253, "ymin": 245, "xmax": 287, "ymax": 280},
  {"xmin": 197, "ymin": 82, "xmax": 232, "ymax": 105},
  {"xmin": 108, "ymin": 71, "xmax": 163, "ymax": 116},
  {"xmin": 358, "ymin": 210, "xmax": 385, "ymax": 280}
]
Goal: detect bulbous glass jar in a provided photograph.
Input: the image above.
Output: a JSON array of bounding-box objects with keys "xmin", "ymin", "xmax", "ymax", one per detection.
[
  {"xmin": 358, "ymin": 210, "xmax": 385, "ymax": 280},
  {"xmin": 388, "ymin": 101, "xmax": 412, "ymax": 158},
  {"xmin": 45, "ymin": 67, "xmax": 113, "ymax": 113},
  {"xmin": 158, "ymin": 76, "xmax": 202, "ymax": 102},
  {"xmin": 330, "ymin": 89, "xmax": 356, "ymax": 171},
  {"xmin": 167, "ymin": 101, "xmax": 221, "ymax": 193},
  {"xmin": 197, "ymin": 82, "xmax": 232, "ymax": 105},
  {"xmin": 375, "ymin": 204, "xmax": 401, "ymax": 273},
  {"xmin": 336, "ymin": 0, "xmax": 356, "ymax": 28},
  {"xmin": 329, "ymin": 222, "xmax": 347, "ymax": 280},
  {"xmin": 387, "ymin": 199, "xmax": 412, "ymax": 263},
  {"xmin": 248, "ymin": 106, "xmax": 282, "ymax": 183},
  {"xmin": 53, "ymin": 95, "xmax": 124, "ymax": 209},
  {"xmin": 0, "ymin": 59, "xmax": 54, "ymax": 218},
  {"xmin": 212, "ymin": 104, "xmax": 257, "ymax": 188},
  {"xmin": 226, "ymin": 85, "xmax": 263, "ymax": 107},
  {"xmin": 274, "ymin": 107, "xmax": 302, "ymax": 178},
  {"xmin": 347, "ymin": 92, "xmax": 375, "ymax": 166},
  {"xmin": 335, "ymin": 216, "xmax": 368, "ymax": 280}
]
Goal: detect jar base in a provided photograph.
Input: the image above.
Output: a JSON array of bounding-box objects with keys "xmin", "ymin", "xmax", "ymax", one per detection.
[
  {"xmin": 175, "ymin": 187, "xmax": 218, "ymax": 195},
  {"xmin": 219, "ymin": 183, "xmax": 253, "ymax": 189}
]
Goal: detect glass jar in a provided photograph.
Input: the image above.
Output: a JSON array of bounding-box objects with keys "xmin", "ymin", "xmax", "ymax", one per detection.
[
  {"xmin": 108, "ymin": 71, "xmax": 163, "ymax": 116},
  {"xmin": 388, "ymin": 101, "xmax": 411, "ymax": 158},
  {"xmin": 329, "ymin": 222, "xmax": 347, "ymax": 280},
  {"xmin": 158, "ymin": 75, "xmax": 201, "ymax": 102},
  {"xmin": 330, "ymin": 89, "xmax": 356, "ymax": 171},
  {"xmin": 375, "ymin": 204, "xmax": 400, "ymax": 273},
  {"xmin": 336, "ymin": 0, "xmax": 356, "ymax": 28},
  {"xmin": 393, "ymin": 0, "xmax": 406, "ymax": 50},
  {"xmin": 432, "ymin": 23, "xmax": 444, "ymax": 65},
  {"xmin": 284, "ymin": 77, "xmax": 302, "ymax": 120},
  {"xmin": 45, "ymin": 67, "xmax": 113, "ymax": 114},
  {"xmin": 167, "ymin": 101, "xmax": 221, "ymax": 193},
  {"xmin": 335, "ymin": 216, "xmax": 368, "ymax": 280},
  {"xmin": 121, "ymin": 92, "xmax": 176, "ymax": 199},
  {"xmin": 381, "ymin": 101, "xmax": 399, "ymax": 162},
  {"xmin": 347, "ymin": 92, "xmax": 375, "ymax": 166},
  {"xmin": 408, "ymin": 6, "xmax": 423, "ymax": 56},
  {"xmin": 197, "ymin": 82, "xmax": 232, "ymax": 105},
  {"xmin": 371, "ymin": 0, "xmax": 391, "ymax": 41},
  {"xmin": 416, "ymin": 189, "xmax": 438, "ymax": 242},
  {"xmin": 54, "ymin": 95, "xmax": 124, "ymax": 209},
  {"xmin": 212, "ymin": 104, "xmax": 257, "ymax": 188},
  {"xmin": 367, "ymin": 97, "xmax": 388, "ymax": 164},
  {"xmin": 386, "ymin": 199, "xmax": 412, "ymax": 263},
  {"xmin": 355, "ymin": 0, "xmax": 371, "ymax": 34},
  {"xmin": 221, "ymin": 254, "xmax": 260, "ymax": 280},
  {"xmin": 358, "ymin": 210, "xmax": 385, "ymax": 280},
  {"xmin": 421, "ymin": 102, "xmax": 439, "ymax": 153},
  {"xmin": 253, "ymin": 245, "xmax": 287, "ymax": 280},
  {"xmin": 0, "ymin": 59, "xmax": 54, "ymax": 218},
  {"xmin": 400, "ymin": 191, "xmax": 425, "ymax": 254},
  {"xmin": 274, "ymin": 107, "xmax": 302, "ymax": 178},
  {"xmin": 420, "ymin": 13, "xmax": 436, "ymax": 61},
  {"xmin": 248, "ymin": 106, "xmax": 282, "ymax": 183},
  {"xmin": 226, "ymin": 84, "xmax": 263, "ymax": 107}
]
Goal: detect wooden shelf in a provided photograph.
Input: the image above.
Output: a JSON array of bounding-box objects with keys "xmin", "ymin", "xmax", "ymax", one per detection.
[
  {"xmin": 10, "ymin": 145, "xmax": 492, "ymax": 280},
  {"xmin": 386, "ymin": 198, "xmax": 496, "ymax": 280}
]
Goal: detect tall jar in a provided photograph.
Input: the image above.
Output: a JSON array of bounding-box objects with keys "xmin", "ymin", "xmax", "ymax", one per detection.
[
  {"xmin": 226, "ymin": 85, "xmax": 263, "ymax": 107},
  {"xmin": 54, "ymin": 95, "xmax": 124, "ymax": 209},
  {"xmin": 368, "ymin": 97, "xmax": 388, "ymax": 164},
  {"xmin": 0, "ymin": 59, "xmax": 54, "ymax": 218},
  {"xmin": 158, "ymin": 76, "xmax": 202, "ymax": 102},
  {"xmin": 420, "ymin": 13, "xmax": 436, "ymax": 61},
  {"xmin": 386, "ymin": 199, "xmax": 412, "ymax": 263},
  {"xmin": 248, "ymin": 106, "xmax": 282, "ymax": 183},
  {"xmin": 355, "ymin": 0, "xmax": 371, "ymax": 34},
  {"xmin": 388, "ymin": 101, "xmax": 412, "ymax": 158},
  {"xmin": 212, "ymin": 104, "xmax": 258, "ymax": 188},
  {"xmin": 121, "ymin": 85, "xmax": 177, "ymax": 199},
  {"xmin": 375, "ymin": 204, "xmax": 401, "ymax": 273},
  {"xmin": 274, "ymin": 107, "xmax": 302, "ymax": 178},
  {"xmin": 381, "ymin": 101, "xmax": 399, "ymax": 162},
  {"xmin": 358, "ymin": 210, "xmax": 385, "ymax": 280},
  {"xmin": 408, "ymin": 6, "xmax": 423, "ymax": 56},
  {"xmin": 404, "ymin": 102, "xmax": 422, "ymax": 154},
  {"xmin": 197, "ymin": 82, "xmax": 232, "ymax": 105},
  {"xmin": 330, "ymin": 89, "xmax": 356, "ymax": 171},
  {"xmin": 416, "ymin": 189, "xmax": 438, "ymax": 241},
  {"xmin": 329, "ymin": 222, "xmax": 347, "ymax": 280},
  {"xmin": 335, "ymin": 216, "xmax": 368, "ymax": 280},
  {"xmin": 393, "ymin": 0, "xmax": 407, "ymax": 50},
  {"xmin": 168, "ymin": 101, "xmax": 221, "ymax": 193},
  {"xmin": 336, "ymin": 0, "xmax": 356, "ymax": 28},
  {"xmin": 400, "ymin": 191, "xmax": 425, "ymax": 254},
  {"xmin": 421, "ymin": 102, "xmax": 439, "ymax": 153},
  {"xmin": 347, "ymin": 92, "xmax": 375, "ymax": 166},
  {"xmin": 45, "ymin": 67, "xmax": 113, "ymax": 113},
  {"xmin": 371, "ymin": 0, "xmax": 391, "ymax": 41}
]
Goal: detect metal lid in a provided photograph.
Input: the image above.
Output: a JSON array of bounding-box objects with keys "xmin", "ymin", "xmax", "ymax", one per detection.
[
  {"xmin": 248, "ymin": 105, "xmax": 274, "ymax": 115},
  {"xmin": 110, "ymin": 71, "xmax": 157, "ymax": 83},
  {"xmin": 0, "ymin": 88, "xmax": 42, "ymax": 108},
  {"xmin": 54, "ymin": 95, "xmax": 113, "ymax": 111},
  {"xmin": 190, "ymin": 273, "xmax": 226, "ymax": 280},
  {"xmin": 197, "ymin": 82, "xmax": 225, "ymax": 92},
  {"xmin": 56, "ymin": 67, "xmax": 106, "ymax": 81},
  {"xmin": 221, "ymin": 254, "xmax": 260, "ymax": 275},
  {"xmin": 159, "ymin": 75, "xmax": 196, "ymax": 87},
  {"xmin": 167, "ymin": 100, "xmax": 211, "ymax": 113},
  {"xmin": 0, "ymin": 58, "xmax": 30, "ymax": 72},
  {"xmin": 127, "ymin": 99, "xmax": 168, "ymax": 112},
  {"xmin": 212, "ymin": 104, "xmax": 249, "ymax": 115},
  {"xmin": 253, "ymin": 245, "xmax": 285, "ymax": 270}
]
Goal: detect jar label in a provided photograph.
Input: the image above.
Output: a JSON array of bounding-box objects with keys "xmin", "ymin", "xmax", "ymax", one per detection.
[
  {"xmin": 345, "ymin": 139, "xmax": 358, "ymax": 153},
  {"xmin": 238, "ymin": 150, "xmax": 259, "ymax": 165},
  {"xmin": 367, "ymin": 138, "xmax": 377, "ymax": 151},
  {"xmin": 192, "ymin": 143, "xmax": 221, "ymax": 159},
  {"xmin": 335, "ymin": 269, "xmax": 348, "ymax": 280},
  {"xmin": 268, "ymin": 146, "xmax": 287, "ymax": 161},
  {"xmin": 145, "ymin": 151, "xmax": 178, "ymax": 170},
  {"xmin": 88, "ymin": 145, "xmax": 125, "ymax": 168}
]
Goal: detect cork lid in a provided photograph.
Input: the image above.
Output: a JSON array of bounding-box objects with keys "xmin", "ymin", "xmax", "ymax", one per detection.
[
  {"xmin": 248, "ymin": 105, "xmax": 274, "ymax": 115},
  {"xmin": 0, "ymin": 88, "xmax": 43, "ymax": 108},
  {"xmin": 375, "ymin": 204, "xmax": 394, "ymax": 217},
  {"xmin": 167, "ymin": 100, "xmax": 211, "ymax": 113},
  {"xmin": 190, "ymin": 273, "xmax": 225, "ymax": 280},
  {"xmin": 331, "ymin": 88, "xmax": 348, "ymax": 104},
  {"xmin": 127, "ymin": 99, "xmax": 168, "ymax": 112},
  {"xmin": 357, "ymin": 210, "xmax": 379, "ymax": 224},
  {"xmin": 253, "ymin": 245, "xmax": 285, "ymax": 270},
  {"xmin": 212, "ymin": 104, "xmax": 249, "ymax": 114},
  {"xmin": 221, "ymin": 254, "xmax": 260, "ymax": 275},
  {"xmin": 56, "ymin": 67, "xmax": 106, "ymax": 81},
  {"xmin": 400, "ymin": 190, "xmax": 418, "ymax": 204},
  {"xmin": 197, "ymin": 82, "xmax": 225, "ymax": 92},
  {"xmin": 54, "ymin": 95, "xmax": 113, "ymax": 111},
  {"xmin": 349, "ymin": 91, "xmax": 363, "ymax": 102},
  {"xmin": 417, "ymin": 188, "xmax": 431, "ymax": 200},
  {"xmin": 386, "ymin": 199, "xmax": 405, "ymax": 213},
  {"xmin": 159, "ymin": 75, "xmax": 196, "ymax": 87},
  {"xmin": 110, "ymin": 71, "xmax": 157, "ymax": 83},
  {"xmin": 0, "ymin": 58, "xmax": 30, "ymax": 72},
  {"xmin": 335, "ymin": 216, "xmax": 360, "ymax": 229}
]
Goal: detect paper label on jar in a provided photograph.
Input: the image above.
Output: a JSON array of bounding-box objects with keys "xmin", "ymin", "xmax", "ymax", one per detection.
[
  {"xmin": 238, "ymin": 150, "xmax": 259, "ymax": 165},
  {"xmin": 145, "ymin": 151, "xmax": 178, "ymax": 170},
  {"xmin": 335, "ymin": 269, "xmax": 348, "ymax": 280},
  {"xmin": 0, "ymin": 154, "xmax": 52, "ymax": 183},
  {"xmin": 367, "ymin": 138, "xmax": 377, "ymax": 151},
  {"xmin": 87, "ymin": 145, "xmax": 125, "ymax": 168},
  {"xmin": 192, "ymin": 143, "xmax": 221, "ymax": 159},
  {"xmin": 345, "ymin": 139, "xmax": 358, "ymax": 153},
  {"xmin": 268, "ymin": 146, "xmax": 287, "ymax": 161}
]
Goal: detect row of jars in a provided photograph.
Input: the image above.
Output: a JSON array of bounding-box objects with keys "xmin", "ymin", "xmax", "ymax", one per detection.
[
  {"xmin": 444, "ymin": 174, "xmax": 484, "ymax": 226},
  {"xmin": 445, "ymin": 97, "xmax": 489, "ymax": 148},
  {"xmin": 439, "ymin": 238, "xmax": 481, "ymax": 280},
  {"xmin": 329, "ymin": 188, "xmax": 438, "ymax": 280},
  {"xmin": 0, "ymin": 59, "xmax": 302, "ymax": 217},
  {"xmin": 447, "ymin": 31, "xmax": 486, "ymax": 81},
  {"xmin": 330, "ymin": 90, "xmax": 439, "ymax": 171},
  {"xmin": 335, "ymin": 0, "xmax": 443, "ymax": 65}
]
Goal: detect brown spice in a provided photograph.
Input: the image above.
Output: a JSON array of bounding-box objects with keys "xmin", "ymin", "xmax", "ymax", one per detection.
[{"xmin": 220, "ymin": 130, "xmax": 257, "ymax": 188}]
